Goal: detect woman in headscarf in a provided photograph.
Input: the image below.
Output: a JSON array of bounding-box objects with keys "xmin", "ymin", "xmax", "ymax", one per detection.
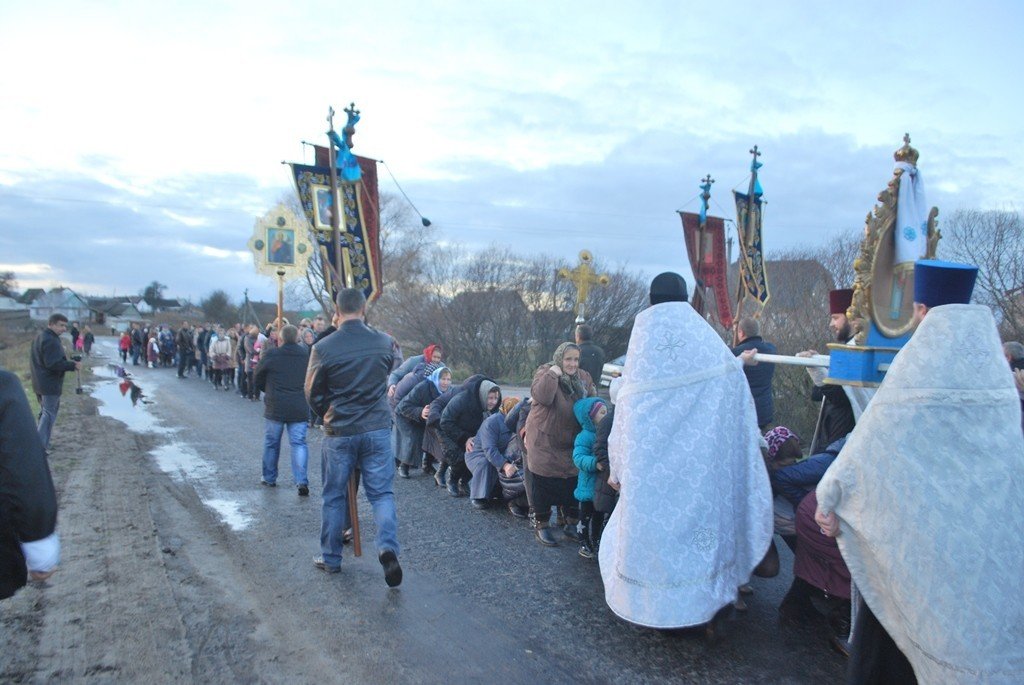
[
  {"xmin": 524, "ymin": 341, "xmax": 596, "ymax": 546},
  {"xmin": 395, "ymin": 366, "xmax": 452, "ymax": 478},
  {"xmin": 439, "ymin": 376, "xmax": 502, "ymax": 496}
]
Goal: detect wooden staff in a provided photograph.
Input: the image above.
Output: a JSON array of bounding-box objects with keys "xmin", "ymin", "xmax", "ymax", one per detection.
[{"xmin": 326, "ymin": 105, "xmax": 362, "ymax": 556}]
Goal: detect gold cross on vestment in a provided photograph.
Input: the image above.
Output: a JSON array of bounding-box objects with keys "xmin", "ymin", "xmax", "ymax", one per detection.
[{"xmin": 557, "ymin": 250, "xmax": 610, "ymax": 322}]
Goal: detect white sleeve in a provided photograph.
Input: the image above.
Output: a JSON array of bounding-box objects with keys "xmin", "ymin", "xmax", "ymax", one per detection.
[{"xmin": 21, "ymin": 531, "xmax": 60, "ymax": 573}]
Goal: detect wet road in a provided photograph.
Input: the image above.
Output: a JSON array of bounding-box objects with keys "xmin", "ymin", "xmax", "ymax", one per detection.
[{"xmin": 90, "ymin": 338, "xmax": 846, "ymax": 684}]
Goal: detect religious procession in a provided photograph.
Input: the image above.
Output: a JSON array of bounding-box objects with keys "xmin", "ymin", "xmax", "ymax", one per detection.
[{"xmin": 6, "ymin": 83, "xmax": 1022, "ymax": 683}]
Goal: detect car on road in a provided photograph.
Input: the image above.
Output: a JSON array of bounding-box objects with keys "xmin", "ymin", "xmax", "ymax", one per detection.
[{"xmin": 600, "ymin": 354, "xmax": 625, "ymax": 387}]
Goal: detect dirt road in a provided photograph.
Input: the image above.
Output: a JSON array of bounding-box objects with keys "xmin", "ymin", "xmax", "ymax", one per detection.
[{"xmin": 1, "ymin": 339, "xmax": 845, "ymax": 684}]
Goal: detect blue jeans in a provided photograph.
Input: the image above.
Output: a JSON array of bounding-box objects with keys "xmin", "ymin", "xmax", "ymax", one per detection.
[
  {"xmin": 262, "ymin": 420, "xmax": 308, "ymax": 485},
  {"xmin": 36, "ymin": 394, "xmax": 61, "ymax": 450},
  {"xmin": 320, "ymin": 428, "xmax": 398, "ymax": 568}
]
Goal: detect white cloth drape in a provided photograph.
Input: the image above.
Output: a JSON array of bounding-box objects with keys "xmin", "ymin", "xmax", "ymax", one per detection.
[
  {"xmin": 894, "ymin": 161, "xmax": 929, "ymax": 266},
  {"xmin": 817, "ymin": 304, "xmax": 1024, "ymax": 683},
  {"xmin": 599, "ymin": 301, "xmax": 772, "ymax": 628}
]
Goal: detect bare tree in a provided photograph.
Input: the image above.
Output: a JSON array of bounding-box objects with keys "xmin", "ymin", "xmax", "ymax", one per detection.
[
  {"xmin": 200, "ymin": 290, "xmax": 236, "ymax": 325},
  {"xmin": 0, "ymin": 271, "xmax": 16, "ymax": 297},
  {"xmin": 941, "ymin": 208, "xmax": 1024, "ymax": 340},
  {"xmin": 141, "ymin": 280, "xmax": 167, "ymax": 310}
]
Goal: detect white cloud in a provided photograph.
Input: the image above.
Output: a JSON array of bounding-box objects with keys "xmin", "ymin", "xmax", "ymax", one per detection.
[
  {"xmin": 0, "ymin": 262, "xmax": 52, "ymax": 275},
  {"xmin": 161, "ymin": 210, "xmax": 208, "ymax": 228}
]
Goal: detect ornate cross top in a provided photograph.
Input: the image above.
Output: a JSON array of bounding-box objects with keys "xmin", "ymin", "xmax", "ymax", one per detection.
[
  {"xmin": 750, "ymin": 145, "xmax": 761, "ymax": 159},
  {"xmin": 343, "ymin": 102, "xmax": 360, "ymax": 149},
  {"xmin": 327, "ymin": 106, "xmax": 336, "ymax": 131},
  {"xmin": 557, "ymin": 250, "xmax": 611, "ymax": 323},
  {"xmin": 700, "ymin": 174, "xmax": 715, "ymax": 200}
]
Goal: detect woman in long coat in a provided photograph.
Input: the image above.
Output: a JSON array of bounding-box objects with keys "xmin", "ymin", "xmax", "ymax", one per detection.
[
  {"xmin": 394, "ymin": 366, "xmax": 451, "ymax": 477},
  {"xmin": 524, "ymin": 342, "xmax": 594, "ymax": 546}
]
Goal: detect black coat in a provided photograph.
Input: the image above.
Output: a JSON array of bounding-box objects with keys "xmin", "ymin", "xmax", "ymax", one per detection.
[
  {"xmin": 577, "ymin": 341, "xmax": 605, "ymax": 390},
  {"xmin": 811, "ymin": 384, "xmax": 855, "ymax": 453},
  {"xmin": 424, "ymin": 374, "xmax": 484, "ymax": 461},
  {"xmin": 30, "ymin": 328, "xmax": 76, "ymax": 396},
  {"xmin": 0, "ymin": 369, "xmax": 58, "ymax": 599},
  {"xmin": 440, "ymin": 376, "xmax": 499, "ymax": 466},
  {"xmin": 254, "ymin": 343, "xmax": 311, "ymax": 423},
  {"xmin": 305, "ymin": 320, "xmax": 394, "ymax": 436},
  {"xmin": 732, "ymin": 336, "xmax": 777, "ymax": 427},
  {"xmin": 591, "ymin": 406, "xmax": 618, "ymax": 514}
]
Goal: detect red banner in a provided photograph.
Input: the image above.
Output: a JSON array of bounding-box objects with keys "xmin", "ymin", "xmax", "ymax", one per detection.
[{"xmin": 680, "ymin": 212, "xmax": 733, "ymax": 329}]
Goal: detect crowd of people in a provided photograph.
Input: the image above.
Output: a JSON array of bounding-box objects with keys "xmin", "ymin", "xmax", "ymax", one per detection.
[{"xmin": 7, "ymin": 258, "xmax": 1024, "ymax": 684}]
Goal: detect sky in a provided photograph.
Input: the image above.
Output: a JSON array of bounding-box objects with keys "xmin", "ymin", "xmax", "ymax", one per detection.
[{"xmin": 1, "ymin": 1, "xmax": 1021, "ymax": 304}]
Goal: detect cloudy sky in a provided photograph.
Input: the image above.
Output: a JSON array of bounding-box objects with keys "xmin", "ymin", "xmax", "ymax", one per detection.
[{"xmin": 1, "ymin": 1, "xmax": 1021, "ymax": 304}]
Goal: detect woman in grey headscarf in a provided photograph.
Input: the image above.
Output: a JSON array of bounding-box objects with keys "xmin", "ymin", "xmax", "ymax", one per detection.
[{"xmin": 524, "ymin": 342, "xmax": 596, "ymax": 546}]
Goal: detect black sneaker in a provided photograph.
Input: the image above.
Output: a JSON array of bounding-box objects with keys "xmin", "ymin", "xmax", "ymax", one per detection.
[
  {"xmin": 470, "ymin": 498, "xmax": 488, "ymax": 510},
  {"xmin": 379, "ymin": 550, "xmax": 403, "ymax": 587},
  {"xmin": 578, "ymin": 543, "xmax": 595, "ymax": 559},
  {"xmin": 298, "ymin": 484, "xmax": 309, "ymax": 497},
  {"xmin": 313, "ymin": 556, "xmax": 340, "ymax": 574},
  {"xmin": 260, "ymin": 480, "xmax": 276, "ymax": 488},
  {"xmin": 398, "ymin": 464, "xmax": 410, "ymax": 479}
]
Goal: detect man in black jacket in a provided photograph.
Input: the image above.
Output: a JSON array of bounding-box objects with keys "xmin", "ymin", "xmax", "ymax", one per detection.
[
  {"xmin": 1, "ymin": 367, "xmax": 60, "ymax": 599},
  {"xmin": 731, "ymin": 317, "xmax": 777, "ymax": 430},
  {"xmin": 30, "ymin": 314, "xmax": 81, "ymax": 450},
  {"xmin": 176, "ymin": 322, "xmax": 195, "ymax": 379},
  {"xmin": 575, "ymin": 324, "xmax": 604, "ymax": 391},
  {"xmin": 305, "ymin": 288, "xmax": 402, "ymax": 586},
  {"xmin": 254, "ymin": 325, "xmax": 311, "ymax": 495}
]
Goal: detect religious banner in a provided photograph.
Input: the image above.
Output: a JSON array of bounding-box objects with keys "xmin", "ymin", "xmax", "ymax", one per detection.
[
  {"xmin": 679, "ymin": 211, "xmax": 733, "ymax": 329},
  {"xmin": 289, "ymin": 155, "xmax": 381, "ymax": 302}
]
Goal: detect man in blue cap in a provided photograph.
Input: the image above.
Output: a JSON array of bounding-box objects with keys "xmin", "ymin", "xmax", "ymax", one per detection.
[
  {"xmin": 813, "ymin": 258, "xmax": 1024, "ymax": 683},
  {"xmin": 909, "ymin": 259, "xmax": 979, "ymax": 328}
]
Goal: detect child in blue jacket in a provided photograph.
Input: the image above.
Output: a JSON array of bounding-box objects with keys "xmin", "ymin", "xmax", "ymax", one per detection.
[{"xmin": 573, "ymin": 397, "xmax": 607, "ymax": 559}]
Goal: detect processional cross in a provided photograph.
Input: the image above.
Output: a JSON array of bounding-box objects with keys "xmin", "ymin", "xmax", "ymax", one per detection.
[{"xmin": 557, "ymin": 250, "xmax": 610, "ymax": 323}]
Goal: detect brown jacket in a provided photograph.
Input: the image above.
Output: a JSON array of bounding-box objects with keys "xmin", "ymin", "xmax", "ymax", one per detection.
[{"xmin": 524, "ymin": 364, "xmax": 594, "ymax": 478}]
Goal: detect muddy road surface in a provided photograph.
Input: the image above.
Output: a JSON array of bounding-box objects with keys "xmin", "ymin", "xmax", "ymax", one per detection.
[{"xmin": 1, "ymin": 338, "xmax": 846, "ymax": 683}]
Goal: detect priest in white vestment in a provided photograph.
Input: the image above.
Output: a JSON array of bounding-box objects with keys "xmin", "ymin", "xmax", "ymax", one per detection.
[
  {"xmin": 599, "ymin": 272, "xmax": 773, "ymax": 629},
  {"xmin": 817, "ymin": 261, "xmax": 1024, "ymax": 684}
]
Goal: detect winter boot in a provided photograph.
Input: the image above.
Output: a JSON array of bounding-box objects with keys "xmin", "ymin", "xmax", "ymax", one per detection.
[
  {"xmin": 434, "ymin": 464, "xmax": 448, "ymax": 488},
  {"xmin": 533, "ymin": 520, "xmax": 558, "ymax": 547}
]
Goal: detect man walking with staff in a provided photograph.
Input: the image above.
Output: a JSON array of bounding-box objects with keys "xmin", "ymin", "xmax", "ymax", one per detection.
[{"xmin": 305, "ymin": 288, "xmax": 403, "ymax": 587}]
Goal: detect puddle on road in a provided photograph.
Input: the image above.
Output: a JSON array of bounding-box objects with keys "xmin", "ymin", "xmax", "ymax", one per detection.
[
  {"xmin": 150, "ymin": 443, "xmax": 215, "ymax": 480},
  {"xmin": 87, "ymin": 342, "xmax": 253, "ymax": 532},
  {"xmin": 92, "ymin": 376, "xmax": 174, "ymax": 435},
  {"xmin": 203, "ymin": 499, "xmax": 254, "ymax": 531},
  {"xmin": 150, "ymin": 443, "xmax": 253, "ymax": 531}
]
